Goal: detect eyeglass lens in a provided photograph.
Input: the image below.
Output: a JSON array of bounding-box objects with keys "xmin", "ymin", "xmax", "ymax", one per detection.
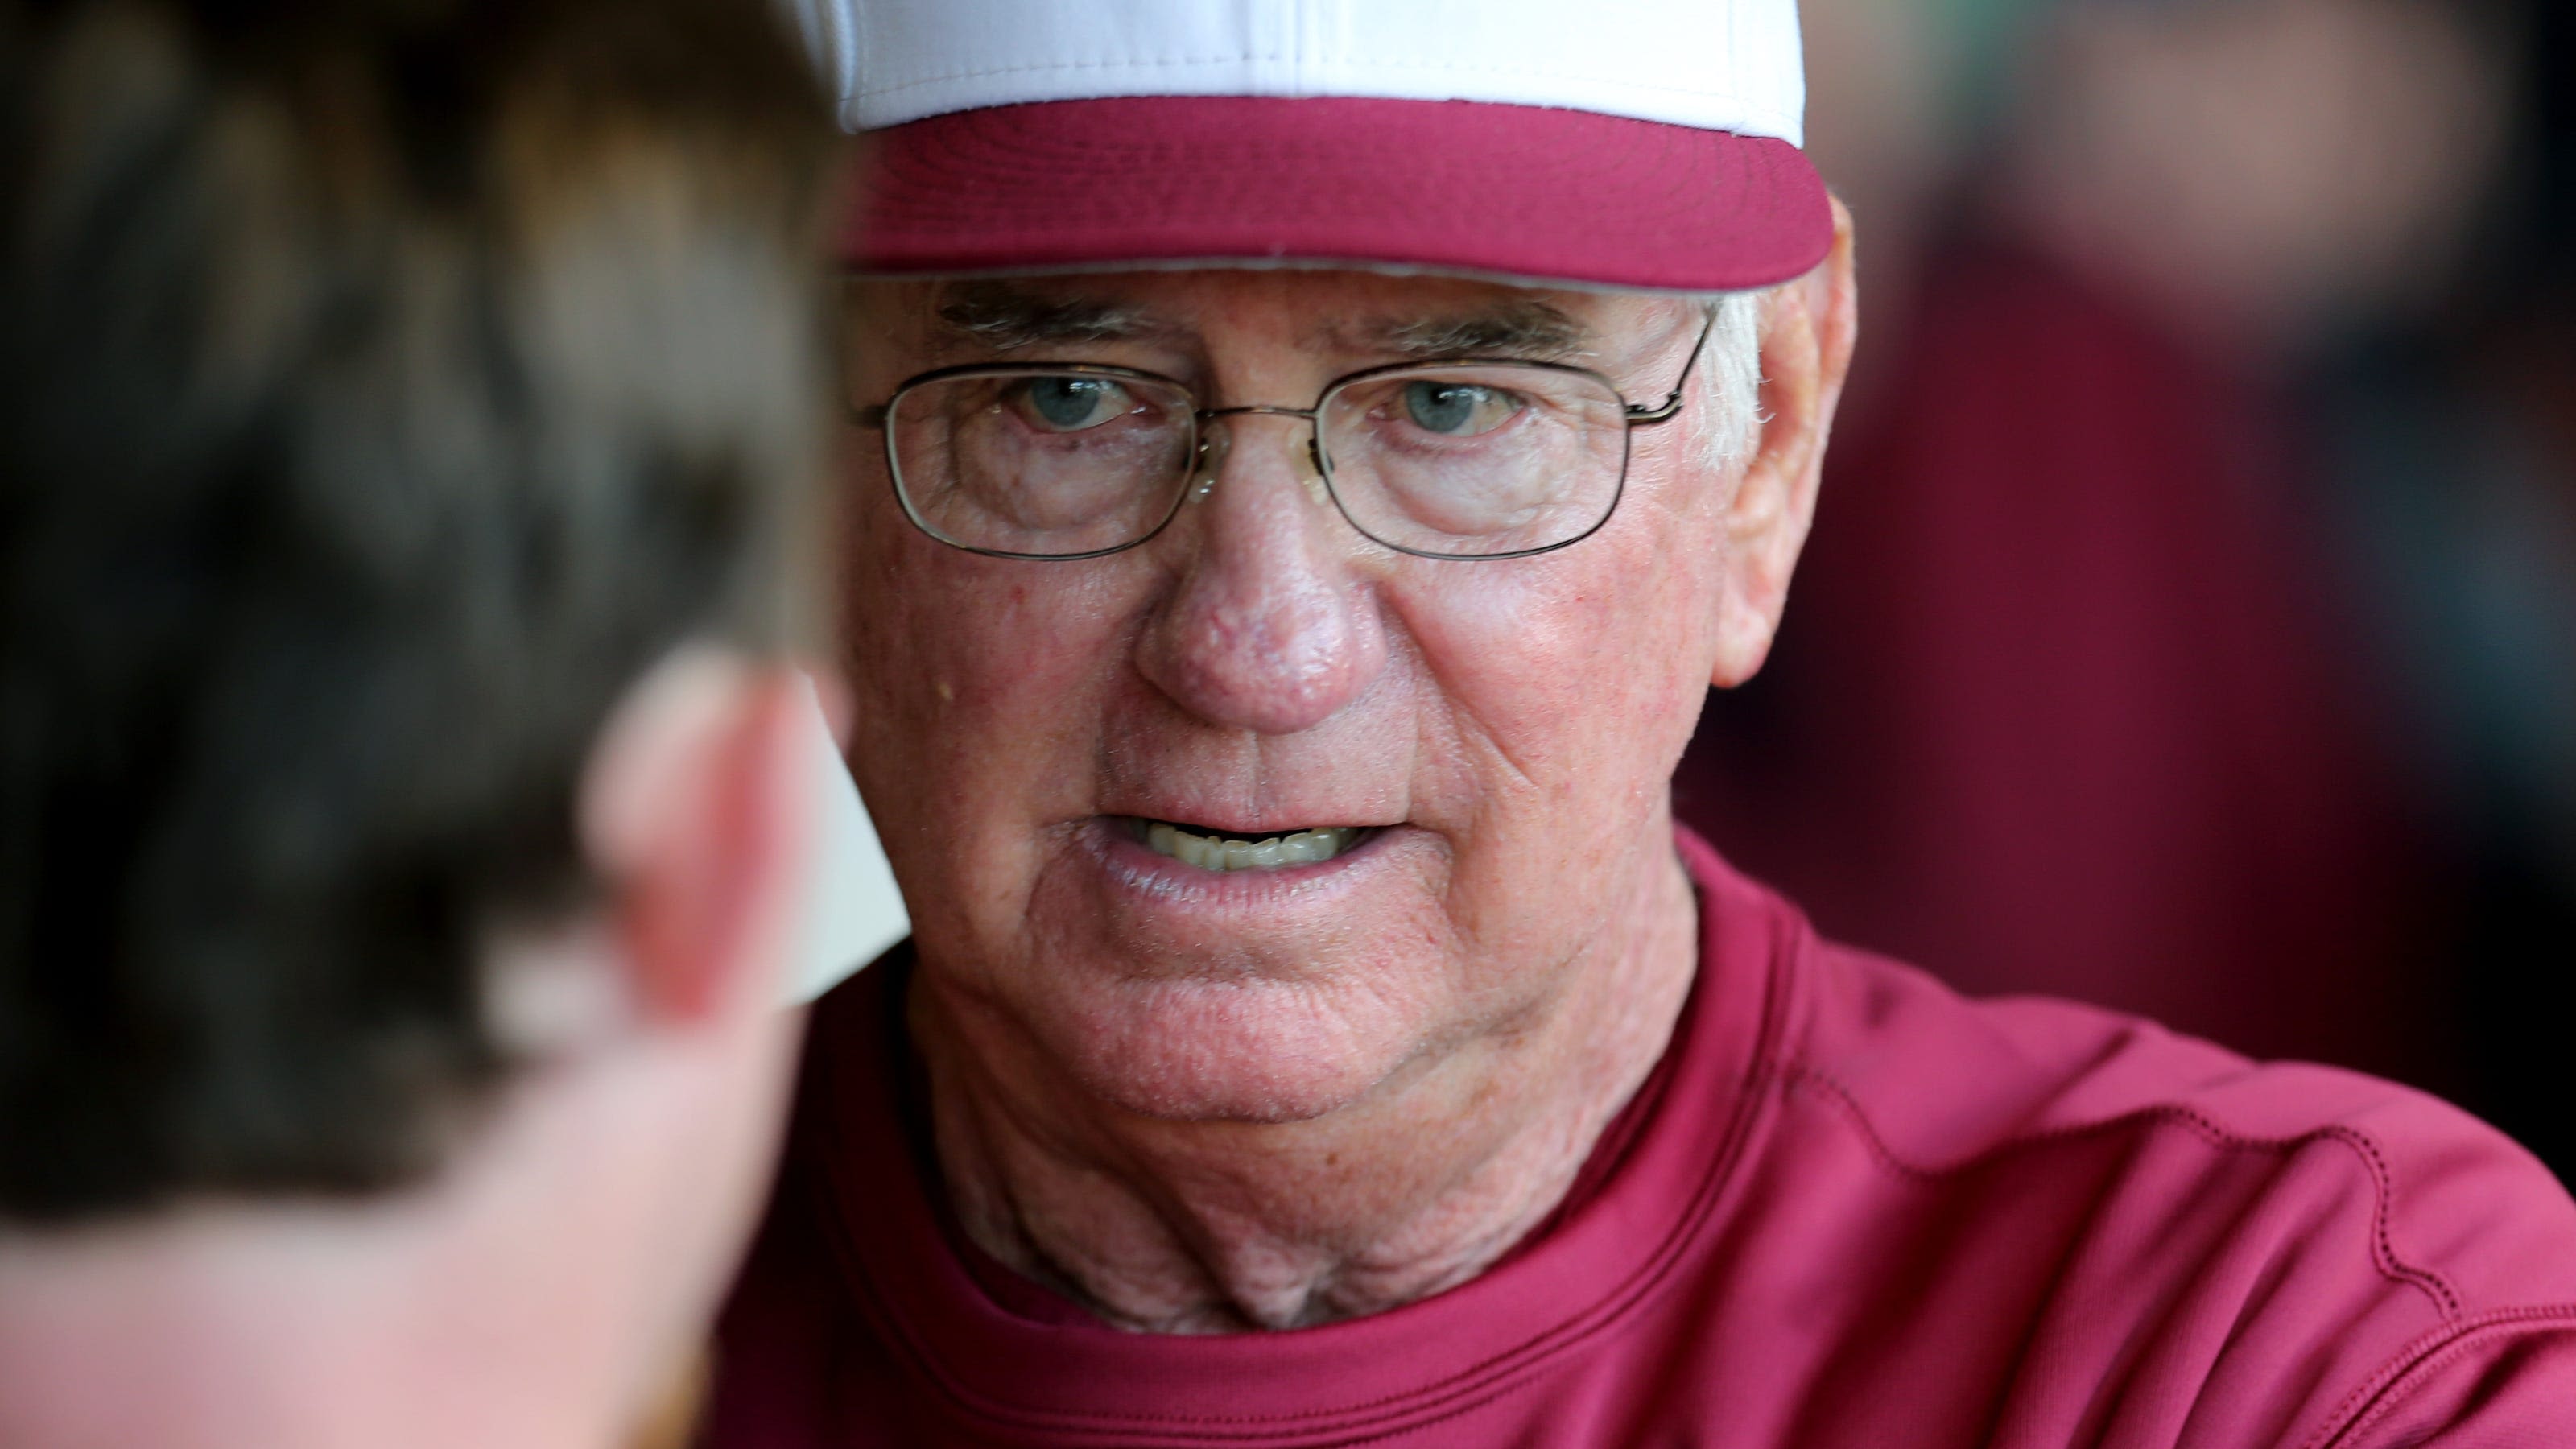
[
  {"xmin": 1317, "ymin": 367, "xmax": 1628, "ymax": 558},
  {"xmin": 885, "ymin": 365, "xmax": 1631, "ymax": 560},
  {"xmin": 886, "ymin": 369, "xmax": 1198, "ymax": 558}
]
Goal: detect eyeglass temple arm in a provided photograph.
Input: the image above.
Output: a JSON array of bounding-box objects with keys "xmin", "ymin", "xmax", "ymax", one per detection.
[
  {"xmin": 1624, "ymin": 303, "xmax": 1725, "ymax": 427},
  {"xmin": 851, "ymin": 403, "xmax": 890, "ymax": 429}
]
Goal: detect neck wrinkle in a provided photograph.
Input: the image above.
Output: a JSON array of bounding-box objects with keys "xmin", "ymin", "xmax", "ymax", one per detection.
[{"xmin": 907, "ymin": 829, "xmax": 1703, "ymax": 1334}]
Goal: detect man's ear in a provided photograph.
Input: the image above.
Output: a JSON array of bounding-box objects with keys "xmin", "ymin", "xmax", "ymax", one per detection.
[
  {"xmin": 1711, "ymin": 193, "xmax": 1860, "ymax": 690},
  {"xmin": 578, "ymin": 648, "xmax": 817, "ymax": 1026}
]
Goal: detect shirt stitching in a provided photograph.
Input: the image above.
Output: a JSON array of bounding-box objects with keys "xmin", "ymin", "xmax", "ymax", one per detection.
[
  {"xmin": 2306, "ymin": 1307, "xmax": 2576, "ymax": 1448},
  {"xmin": 1784, "ymin": 1065, "xmax": 2466, "ymax": 1320},
  {"xmin": 837, "ymin": 1051, "xmax": 1797, "ymax": 1439}
]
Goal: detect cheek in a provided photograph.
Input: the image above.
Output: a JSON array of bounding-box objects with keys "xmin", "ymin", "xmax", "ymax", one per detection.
[
  {"xmin": 836, "ymin": 481, "xmax": 1145, "ymax": 877},
  {"xmin": 1400, "ymin": 489, "xmax": 1726, "ymax": 828}
]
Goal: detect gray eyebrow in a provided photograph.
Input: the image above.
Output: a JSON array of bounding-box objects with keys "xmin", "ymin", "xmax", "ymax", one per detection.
[
  {"xmin": 935, "ymin": 283, "xmax": 1170, "ymax": 351},
  {"xmin": 1360, "ymin": 300, "xmax": 1593, "ymax": 362},
  {"xmin": 932, "ymin": 283, "xmax": 1594, "ymax": 365}
]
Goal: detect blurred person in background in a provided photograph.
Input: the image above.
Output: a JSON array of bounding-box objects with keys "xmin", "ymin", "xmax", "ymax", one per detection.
[
  {"xmin": 712, "ymin": 0, "xmax": 2576, "ymax": 1443},
  {"xmin": 2289, "ymin": 0, "xmax": 2576, "ymax": 1170},
  {"xmin": 0, "ymin": 2, "xmax": 838, "ymax": 1446},
  {"xmin": 1678, "ymin": 0, "xmax": 2561, "ymax": 1137}
]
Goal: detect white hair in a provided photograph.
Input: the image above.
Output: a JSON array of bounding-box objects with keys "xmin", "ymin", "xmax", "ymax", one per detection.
[{"xmin": 1691, "ymin": 289, "xmax": 1768, "ymax": 474}]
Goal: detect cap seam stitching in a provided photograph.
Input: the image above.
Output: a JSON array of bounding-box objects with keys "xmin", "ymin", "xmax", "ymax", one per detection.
[{"xmin": 857, "ymin": 56, "xmax": 1787, "ymax": 115}]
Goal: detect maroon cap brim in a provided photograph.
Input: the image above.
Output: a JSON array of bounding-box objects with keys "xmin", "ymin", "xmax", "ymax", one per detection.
[{"xmin": 844, "ymin": 95, "xmax": 1832, "ymax": 294}]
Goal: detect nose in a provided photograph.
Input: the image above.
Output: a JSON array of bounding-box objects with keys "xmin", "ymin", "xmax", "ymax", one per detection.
[{"xmin": 1135, "ymin": 413, "xmax": 1387, "ymax": 736}]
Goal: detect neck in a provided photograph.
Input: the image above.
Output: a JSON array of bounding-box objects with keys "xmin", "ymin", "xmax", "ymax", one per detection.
[
  {"xmin": 0, "ymin": 1002, "xmax": 766, "ymax": 1449},
  {"xmin": 0, "ymin": 1204, "xmax": 604, "ymax": 1449},
  {"xmin": 913, "ymin": 829, "xmax": 1701, "ymax": 1333}
]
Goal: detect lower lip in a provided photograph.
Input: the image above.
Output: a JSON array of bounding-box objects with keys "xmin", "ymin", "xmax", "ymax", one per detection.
[{"xmin": 1078, "ymin": 816, "xmax": 1397, "ymax": 904}]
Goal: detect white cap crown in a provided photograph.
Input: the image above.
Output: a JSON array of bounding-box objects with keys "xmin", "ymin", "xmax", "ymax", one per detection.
[{"xmin": 791, "ymin": 0, "xmax": 1806, "ymax": 147}]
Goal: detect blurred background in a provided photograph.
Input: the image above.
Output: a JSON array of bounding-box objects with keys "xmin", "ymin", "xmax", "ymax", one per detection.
[{"xmin": 1677, "ymin": 0, "xmax": 2576, "ymax": 1172}]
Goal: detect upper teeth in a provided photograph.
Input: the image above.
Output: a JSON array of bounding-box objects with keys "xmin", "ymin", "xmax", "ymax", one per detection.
[{"xmin": 1145, "ymin": 822, "xmax": 1359, "ymax": 872}]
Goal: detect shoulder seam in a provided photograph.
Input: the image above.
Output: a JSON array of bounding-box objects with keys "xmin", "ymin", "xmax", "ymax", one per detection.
[
  {"xmin": 1783, "ymin": 1064, "xmax": 2463, "ymax": 1319},
  {"xmin": 2307, "ymin": 1306, "xmax": 2576, "ymax": 1448}
]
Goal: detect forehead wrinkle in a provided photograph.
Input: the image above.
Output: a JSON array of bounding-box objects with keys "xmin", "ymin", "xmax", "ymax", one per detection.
[
  {"xmin": 934, "ymin": 281, "xmax": 1179, "ymax": 351},
  {"xmin": 1328, "ymin": 299, "xmax": 1597, "ymax": 364}
]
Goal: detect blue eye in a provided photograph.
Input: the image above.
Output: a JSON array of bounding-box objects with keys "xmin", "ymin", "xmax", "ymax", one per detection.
[
  {"xmin": 1402, "ymin": 381, "xmax": 1517, "ymax": 436},
  {"xmin": 1019, "ymin": 376, "xmax": 1129, "ymax": 431}
]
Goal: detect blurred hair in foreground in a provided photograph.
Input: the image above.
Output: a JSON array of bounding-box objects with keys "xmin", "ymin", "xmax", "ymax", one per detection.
[{"xmin": 0, "ymin": 0, "xmax": 836, "ymax": 1221}]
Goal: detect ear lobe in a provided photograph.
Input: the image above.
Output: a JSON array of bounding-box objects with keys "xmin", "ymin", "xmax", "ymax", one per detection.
[
  {"xmin": 1710, "ymin": 194, "xmax": 1860, "ymax": 690},
  {"xmin": 580, "ymin": 650, "xmax": 817, "ymax": 1027}
]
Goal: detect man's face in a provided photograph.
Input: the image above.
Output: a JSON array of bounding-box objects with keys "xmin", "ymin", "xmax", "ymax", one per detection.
[{"xmin": 840, "ymin": 270, "xmax": 1757, "ymax": 1120}]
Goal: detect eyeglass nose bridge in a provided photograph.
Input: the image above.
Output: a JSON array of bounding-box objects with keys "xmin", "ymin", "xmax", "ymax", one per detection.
[
  {"xmin": 1191, "ymin": 404, "xmax": 1328, "ymax": 500},
  {"xmin": 1200, "ymin": 404, "xmax": 1318, "ymax": 422}
]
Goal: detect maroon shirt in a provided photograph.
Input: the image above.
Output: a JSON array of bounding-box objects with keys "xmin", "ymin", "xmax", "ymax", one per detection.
[{"xmin": 711, "ymin": 832, "xmax": 2576, "ymax": 1446}]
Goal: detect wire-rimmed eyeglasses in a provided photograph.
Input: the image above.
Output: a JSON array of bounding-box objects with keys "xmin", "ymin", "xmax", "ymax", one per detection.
[{"xmin": 848, "ymin": 307, "xmax": 1718, "ymax": 562}]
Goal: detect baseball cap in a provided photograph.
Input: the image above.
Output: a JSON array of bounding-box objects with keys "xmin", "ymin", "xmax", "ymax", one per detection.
[{"xmin": 791, "ymin": 0, "xmax": 1833, "ymax": 293}]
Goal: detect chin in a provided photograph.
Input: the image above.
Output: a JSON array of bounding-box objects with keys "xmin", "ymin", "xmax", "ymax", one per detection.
[
  {"xmin": 1033, "ymin": 961, "xmax": 1455, "ymax": 1124},
  {"xmin": 920, "ymin": 832, "xmax": 1470, "ymax": 1121}
]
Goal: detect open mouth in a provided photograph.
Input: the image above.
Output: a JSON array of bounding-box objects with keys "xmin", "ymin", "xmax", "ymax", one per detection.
[{"xmin": 1123, "ymin": 818, "xmax": 1372, "ymax": 873}]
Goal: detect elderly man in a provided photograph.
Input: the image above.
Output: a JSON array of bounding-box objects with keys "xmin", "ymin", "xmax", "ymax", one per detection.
[
  {"xmin": 0, "ymin": 2, "xmax": 842, "ymax": 1446},
  {"xmin": 714, "ymin": 1, "xmax": 2576, "ymax": 1444}
]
